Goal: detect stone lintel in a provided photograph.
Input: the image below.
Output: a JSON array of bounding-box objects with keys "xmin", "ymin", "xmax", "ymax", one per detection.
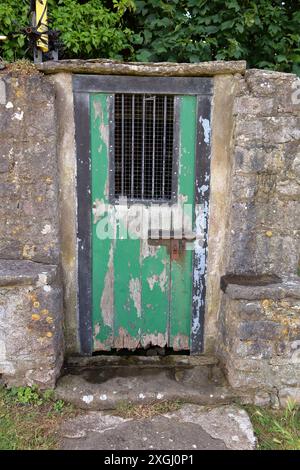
[{"xmin": 37, "ymin": 59, "xmax": 247, "ymax": 76}]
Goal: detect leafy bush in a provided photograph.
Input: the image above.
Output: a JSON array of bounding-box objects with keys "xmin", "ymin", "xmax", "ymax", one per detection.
[
  {"xmin": 0, "ymin": 2, "xmax": 28, "ymax": 61},
  {"xmin": 0, "ymin": 0, "xmax": 135, "ymax": 61},
  {"xmin": 48, "ymin": 0, "xmax": 135, "ymax": 59},
  {"xmin": 0, "ymin": 0, "xmax": 299, "ymax": 74},
  {"xmin": 131, "ymin": 0, "xmax": 300, "ymax": 74}
]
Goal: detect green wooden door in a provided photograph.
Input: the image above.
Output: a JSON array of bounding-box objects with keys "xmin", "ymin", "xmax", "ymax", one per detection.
[{"xmin": 91, "ymin": 93, "xmax": 197, "ymax": 352}]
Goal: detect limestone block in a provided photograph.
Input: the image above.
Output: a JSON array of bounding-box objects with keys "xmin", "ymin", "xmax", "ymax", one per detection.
[{"xmin": 0, "ymin": 260, "xmax": 63, "ymax": 388}]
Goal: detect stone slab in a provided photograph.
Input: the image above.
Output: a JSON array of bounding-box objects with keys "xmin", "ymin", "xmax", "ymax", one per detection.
[
  {"xmin": 225, "ymin": 278, "xmax": 300, "ymax": 300},
  {"xmin": 38, "ymin": 59, "xmax": 247, "ymax": 76},
  {"xmin": 55, "ymin": 364, "xmax": 238, "ymax": 411},
  {"xmin": 59, "ymin": 404, "xmax": 256, "ymax": 450},
  {"xmin": 0, "ymin": 259, "xmax": 58, "ymax": 286}
]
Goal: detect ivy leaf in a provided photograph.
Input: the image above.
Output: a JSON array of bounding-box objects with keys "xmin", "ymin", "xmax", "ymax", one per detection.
[
  {"xmin": 143, "ymin": 30, "xmax": 152, "ymax": 43},
  {"xmin": 220, "ymin": 19, "xmax": 235, "ymax": 31},
  {"xmin": 205, "ymin": 26, "xmax": 219, "ymax": 34},
  {"xmin": 135, "ymin": 49, "xmax": 153, "ymax": 62},
  {"xmin": 276, "ymin": 55, "xmax": 288, "ymax": 63}
]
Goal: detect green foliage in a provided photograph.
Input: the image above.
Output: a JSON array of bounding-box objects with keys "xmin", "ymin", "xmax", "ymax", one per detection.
[
  {"xmin": 0, "ymin": 2, "xmax": 28, "ymax": 61},
  {"xmin": 48, "ymin": 0, "xmax": 135, "ymax": 59},
  {"xmin": 131, "ymin": 0, "xmax": 300, "ymax": 73},
  {"xmin": 5, "ymin": 385, "xmax": 67, "ymax": 413},
  {"xmin": 0, "ymin": 0, "xmax": 299, "ymax": 73},
  {"xmin": 0, "ymin": 386, "xmax": 75, "ymax": 450},
  {"xmin": 53, "ymin": 399, "xmax": 65, "ymax": 413},
  {"xmin": 7, "ymin": 385, "xmax": 43, "ymax": 406},
  {"xmin": 0, "ymin": 0, "xmax": 135, "ymax": 61}
]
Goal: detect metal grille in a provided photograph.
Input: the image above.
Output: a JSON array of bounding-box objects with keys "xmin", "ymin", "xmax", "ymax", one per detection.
[{"xmin": 114, "ymin": 94, "xmax": 175, "ymax": 201}]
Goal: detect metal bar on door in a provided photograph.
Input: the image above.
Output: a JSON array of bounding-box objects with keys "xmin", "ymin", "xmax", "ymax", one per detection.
[
  {"xmin": 121, "ymin": 94, "xmax": 125, "ymax": 196},
  {"xmin": 151, "ymin": 96, "xmax": 156, "ymax": 199},
  {"xmin": 131, "ymin": 94, "xmax": 135, "ymax": 199},
  {"xmin": 162, "ymin": 95, "xmax": 167, "ymax": 199},
  {"xmin": 141, "ymin": 95, "xmax": 146, "ymax": 199}
]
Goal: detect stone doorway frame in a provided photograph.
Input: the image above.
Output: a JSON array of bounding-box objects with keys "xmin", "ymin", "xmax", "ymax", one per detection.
[{"xmin": 50, "ymin": 64, "xmax": 240, "ymax": 357}]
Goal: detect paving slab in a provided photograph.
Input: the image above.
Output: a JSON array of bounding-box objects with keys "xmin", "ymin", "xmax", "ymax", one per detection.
[{"xmin": 59, "ymin": 404, "xmax": 256, "ymax": 450}]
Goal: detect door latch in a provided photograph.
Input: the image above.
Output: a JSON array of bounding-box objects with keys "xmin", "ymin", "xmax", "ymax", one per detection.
[{"xmin": 170, "ymin": 239, "xmax": 187, "ymax": 261}]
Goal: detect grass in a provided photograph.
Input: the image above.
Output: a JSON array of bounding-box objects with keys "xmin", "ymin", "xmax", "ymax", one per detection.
[
  {"xmin": 114, "ymin": 399, "xmax": 183, "ymax": 419},
  {"xmin": 115, "ymin": 399, "xmax": 300, "ymax": 450},
  {"xmin": 1, "ymin": 383, "xmax": 299, "ymax": 450},
  {"xmin": 245, "ymin": 400, "xmax": 300, "ymax": 450},
  {"xmin": 0, "ymin": 385, "xmax": 76, "ymax": 450}
]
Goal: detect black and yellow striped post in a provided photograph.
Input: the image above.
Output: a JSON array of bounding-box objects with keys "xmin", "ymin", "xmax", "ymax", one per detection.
[
  {"xmin": 35, "ymin": 0, "xmax": 48, "ymax": 53},
  {"xmin": 1, "ymin": 0, "xmax": 57, "ymax": 63},
  {"xmin": 32, "ymin": 0, "xmax": 48, "ymax": 62}
]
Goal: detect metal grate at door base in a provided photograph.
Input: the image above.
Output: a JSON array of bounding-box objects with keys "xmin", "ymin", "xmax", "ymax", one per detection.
[{"xmin": 114, "ymin": 94, "xmax": 175, "ymax": 201}]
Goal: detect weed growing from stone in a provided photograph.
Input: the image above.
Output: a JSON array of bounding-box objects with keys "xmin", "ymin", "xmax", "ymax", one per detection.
[{"xmin": 114, "ymin": 399, "xmax": 183, "ymax": 419}]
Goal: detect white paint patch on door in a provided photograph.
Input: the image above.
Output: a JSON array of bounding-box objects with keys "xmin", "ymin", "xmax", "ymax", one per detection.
[{"xmin": 129, "ymin": 278, "xmax": 142, "ymax": 318}]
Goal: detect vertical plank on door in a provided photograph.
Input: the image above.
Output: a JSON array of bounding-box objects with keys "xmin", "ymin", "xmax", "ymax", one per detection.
[
  {"xmin": 140, "ymin": 239, "xmax": 170, "ymax": 349},
  {"xmin": 113, "ymin": 234, "xmax": 142, "ymax": 349},
  {"xmin": 170, "ymin": 95, "xmax": 197, "ymax": 351},
  {"xmin": 191, "ymin": 95, "xmax": 212, "ymax": 354},
  {"xmin": 91, "ymin": 93, "xmax": 114, "ymax": 350}
]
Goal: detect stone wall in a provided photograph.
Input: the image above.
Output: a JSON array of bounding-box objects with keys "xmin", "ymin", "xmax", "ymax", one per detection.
[
  {"xmin": 0, "ymin": 70, "xmax": 63, "ymax": 387},
  {"xmin": 0, "ymin": 64, "xmax": 299, "ymax": 402},
  {"xmin": 217, "ymin": 70, "xmax": 300, "ymax": 406}
]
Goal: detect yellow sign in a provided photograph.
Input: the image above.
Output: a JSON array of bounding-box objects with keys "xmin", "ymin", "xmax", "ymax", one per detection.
[{"xmin": 36, "ymin": 0, "xmax": 48, "ymax": 53}]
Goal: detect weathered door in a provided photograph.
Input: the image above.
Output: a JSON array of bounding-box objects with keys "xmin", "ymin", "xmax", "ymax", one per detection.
[{"xmin": 74, "ymin": 75, "xmax": 212, "ymax": 354}]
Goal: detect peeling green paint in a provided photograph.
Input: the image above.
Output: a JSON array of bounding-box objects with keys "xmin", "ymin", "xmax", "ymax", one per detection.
[
  {"xmin": 141, "ymin": 245, "xmax": 170, "ymax": 348},
  {"xmin": 114, "ymin": 237, "xmax": 142, "ymax": 348},
  {"xmin": 91, "ymin": 93, "xmax": 113, "ymax": 350},
  {"xmin": 91, "ymin": 94, "xmax": 197, "ymax": 352},
  {"xmin": 170, "ymin": 96, "xmax": 197, "ymax": 350}
]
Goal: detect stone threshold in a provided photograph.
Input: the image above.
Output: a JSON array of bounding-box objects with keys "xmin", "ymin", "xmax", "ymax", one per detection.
[
  {"xmin": 66, "ymin": 354, "xmax": 219, "ymax": 368},
  {"xmin": 37, "ymin": 59, "xmax": 247, "ymax": 76},
  {"xmin": 56, "ymin": 354, "xmax": 241, "ymax": 411}
]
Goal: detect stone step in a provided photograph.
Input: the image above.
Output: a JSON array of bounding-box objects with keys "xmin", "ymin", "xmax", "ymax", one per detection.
[
  {"xmin": 56, "ymin": 355, "xmax": 241, "ymax": 410},
  {"xmin": 66, "ymin": 354, "xmax": 219, "ymax": 368}
]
